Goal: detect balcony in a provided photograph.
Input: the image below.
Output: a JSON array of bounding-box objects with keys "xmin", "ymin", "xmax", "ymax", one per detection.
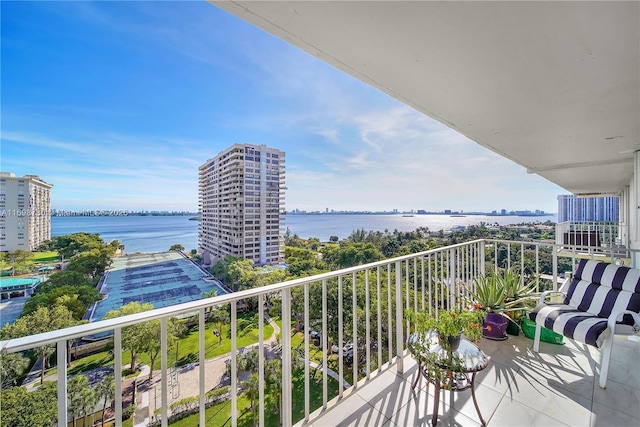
[
  {"xmin": 555, "ymin": 221, "xmax": 630, "ymax": 263},
  {"xmin": 1, "ymin": 239, "xmax": 639, "ymax": 427},
  {"xmin": 303, "ymin": 334, "xmax": 640, "ymax": 427}
]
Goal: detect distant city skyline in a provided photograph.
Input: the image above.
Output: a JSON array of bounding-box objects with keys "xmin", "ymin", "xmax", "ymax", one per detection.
[
  {"xmin": 47, "ymin": 206, "xmax": 554, "ymax": 216},
  {"xmin": 2, "ymin": 2, "xmax": 564, "ymax": 213},
  {"xmin": 287, "ymin": 208, "xmax": 552, "ymax": 215}
]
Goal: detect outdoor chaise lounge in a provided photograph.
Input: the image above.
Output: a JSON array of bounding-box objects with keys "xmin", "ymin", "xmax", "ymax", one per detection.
[{"xmin": 530, "ymin": 259, "xmax": 640, "ymax": 388}]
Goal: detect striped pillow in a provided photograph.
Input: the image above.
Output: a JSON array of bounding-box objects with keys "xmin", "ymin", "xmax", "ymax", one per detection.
[{"xmin": 565, "ymin": 259, "xmax": 640, "ymax": 324}]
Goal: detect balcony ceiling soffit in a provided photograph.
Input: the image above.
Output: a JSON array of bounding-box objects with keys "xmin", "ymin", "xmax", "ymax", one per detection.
[{"xmin": 213, "ymin": 1, "xmax": 640, "ymax": 195}]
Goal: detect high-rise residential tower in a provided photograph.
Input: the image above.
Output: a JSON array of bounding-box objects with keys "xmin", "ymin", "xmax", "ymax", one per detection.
[
  {"xmin": 557, "ymin": 194, "xmax": 620, "ymax": 223},
  {"xmin": 0, "ymin": 172, "xmax": 53, "ymax": 252},
  {"xmin": 198, "ymin": 144, "xmax": 285, "ymax": 266}
]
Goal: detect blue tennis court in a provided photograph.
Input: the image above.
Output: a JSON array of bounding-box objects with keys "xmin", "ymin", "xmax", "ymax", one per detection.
[{"xmin": 90, "ymin": 252, "xmax": 229, "ymax": 322}]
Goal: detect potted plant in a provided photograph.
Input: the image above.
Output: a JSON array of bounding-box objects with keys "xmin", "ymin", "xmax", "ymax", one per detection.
[
  {"xmin": 468, "ymin": 268, "xmax": 540, "ymax": 339},
  {"xmin": 502, "ymin": 269, "xmax": 540, "ymax": 335},
  {"xmin": 468, "ymin": 270, "xmax": 510, "ymax": 339},
  {"xmin": 406, "ymin": 308, "xmax": 483, "ymax": 352},
  {"xmin": 406, "ymin": 307, "xmax": 483, "ymax": 390}
]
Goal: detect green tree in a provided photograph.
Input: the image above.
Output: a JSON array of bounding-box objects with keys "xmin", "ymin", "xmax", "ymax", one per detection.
[
  {"xmin": 68, "ymin": 374, "xmax": 97, "ymax": 427},
  {"xmin": 210, "ymin": 255, "xmax": 242, "ymax": 284},
  {"xmin": 169, "ymin": 244, "xmax": 185, "ymax": 251},
  {"xmin": 3, "ymin": 250, "xmax": 34, "ymax": 275},
  {"xmin": 140, "ymin": 318, "xmax": 184, "ymax": 380},
  {"xmin": 305, "ymin": 237, "xmax": 321, "ymax": 251},
  {"xmin": 96, "ymin": 375, "xmax": 115, "ymax": 427},
  {"xmin": 0, "ymin": 382, "xmax": 57, "ymax": 426},
  {"xmin": 104, "ymin": 302, "xmax": 154, "ymax": 374},
  {"xmin": 246, "ymin": 373, "xmax": 260, "ymax": 425},
  {"xmin": 321, "ymin": 241, "xmax": 383, "ymax": 269},
  {"xmin": 41, "ymin": 270, "xmax": 91, "ymax": 288},
  {"xmin": 0, "ymin": 352, "xmax": 29, "ymax": 388},
  {"xmin": 329, "ymin": 235, "xmax": 339, "ymax": 243},
  {"xmin": 265, "ymin": 358, "xmax": 283, "ymax": 423},
  {"xmin": 51, "ymin": 232, "xmax": 105, "ymax": 259},
  {"xmin": 227, "ymin": 258, "xmax": 256, "ymax": 291},
  {"xmin": 210, "ymin": 308, "xmax": 229, "ymax": 345},
  {"xmin": 66, "ymin": 248, "xmax": 110, "ymax": 280},
  {"xmin": 23, "ymin": 285, "xmax": 102, "ymax": 319},
  {"xmin": 2, "ymin": 305, "xmax": 78, "ymax": 382},
  {"xmin": 238, "ymin": 349, "xmax": 259, "ymax": 373}
]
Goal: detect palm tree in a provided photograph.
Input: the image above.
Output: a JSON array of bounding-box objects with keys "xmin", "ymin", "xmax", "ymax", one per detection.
[
  {"xmin": 96, "ymin": 375, "xmax": 115, "ymax": 427},
  {"xmin": 265, "ymin": 359, "xmax": 282, "ymax": 424},
  {"xmin": 202, "ymin": 288, "xmax": 217, "ymax": 318},
  {"xmin": 80, "ymin": 385, "xmax": 98, "ymax": 427},
  {"xmin": 0, "ymin": 352, "xmax": 29, "ymax": 388},
  {"xmin": 246, "ymin": 374, "xmax": 260, "ymax": 426},
  {"xmin": 68, "ymin": 375, "xmax": 90, "ymax": 427}
]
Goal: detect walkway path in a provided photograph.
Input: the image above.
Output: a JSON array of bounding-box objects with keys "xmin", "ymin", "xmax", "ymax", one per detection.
[
  {"xmin": 134, "ymin": 313, "xmax": 283, "ymax": 425},
  {"xmin": 309, "ymin": 361, "xmax": 351, "ymax": 389},
  {"xmin": 23, "ymin": 313, "xmax": 346, "ymax": 425},
  {"xmin": 132, "ymin": 313, "xmax": 353, "ymax": 424}
]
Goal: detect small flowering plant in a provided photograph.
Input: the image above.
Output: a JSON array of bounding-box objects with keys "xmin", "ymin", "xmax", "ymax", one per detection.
[
  {"xmin": 406, "ymin": 306, "xmax": 483, "ymax": 344},
  {"xmin": 406, "ymin": 306, "xmax": 484, "ymax": 390}
]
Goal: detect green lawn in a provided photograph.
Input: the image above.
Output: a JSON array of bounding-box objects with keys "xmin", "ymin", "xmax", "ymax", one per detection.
[
  {"xmin": 176, "ymin": 315, "xmax": 275, "ymax": 365},
  {"xmin": 170, "ymin": 368, "xmax": 340, "ymax": 426},
  {"xmin": 57, "ymin": 314, "xmax": 276, "ymax": 377},
  {"xmin": 32, "ymin": 251, "xmax": 59, "ymax": 263}
]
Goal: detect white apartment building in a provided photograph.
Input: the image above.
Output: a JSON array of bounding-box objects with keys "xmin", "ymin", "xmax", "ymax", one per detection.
[
  {"xmin": 0, "ymin": 172, "xmax": 53, "ymax": 252},
  {"xmin": 198, "ymin": 144, "xmax": 285, "ymax": 266},
  {"xmin": 557, "ymin": 194, "xmax": 620, "ymax": 223}
]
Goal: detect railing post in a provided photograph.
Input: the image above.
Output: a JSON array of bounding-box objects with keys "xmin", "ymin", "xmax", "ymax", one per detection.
[
  {"xmin": 304, "ymin": 283, "xmax": 310, "ymax": 420},
  {"xmin": 114, "ymin": 328, "xmax": 123, "ymax": 427},
  {"xmin": 231, "ymin": 301, "xmax": 237, "ymax": 427},
  {"xmin": 395, "ymin": 260, "xmax": 404, "ymax": 374},
  {"xmin": 322, "ymin": 279, "xmax": 328, "ymax": 409},
  {"xmin": 57, "ymin": 340, "xmax": 67, "ymax": 427},
  {"xmin": 449, "ymin": 248, "xmax": 456, "ymax": 309},
  {"xmin": 352, "ymin": 271, "xmax": 358, "ymax": 389},
  {"xmin": 281, "ymin": 288, "xmax": 292, "ymax": 426},
  {"xmin": 338, "ymin": 275, "xmax": 344, "ymax": 398},
  {"xmin": 161, "ymin": 317, "xmax": 168, "ymax": 427},
  {"xmin": 480, "ymin": 240, "xmax": 486, "ymax": 277},
  {"xmin": 258, "ymin": 294, "xmax": 265, "ymax": 427},
  {"xmin": 365, "ymin": 271, "xmax": 371, "ymax": 379},
  {"xmin": 199, "ymin": 308, "xmax": 206, "ymax": 427},
  {"xmin": 552, "ymin": 246, "xmax": 559, "ymax": 292}
]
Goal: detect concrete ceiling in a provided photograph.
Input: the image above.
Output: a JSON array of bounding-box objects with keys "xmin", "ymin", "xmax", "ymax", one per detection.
[{"xmin": 212, "ymin": 1, "xmax": 640, "ymax": 196}]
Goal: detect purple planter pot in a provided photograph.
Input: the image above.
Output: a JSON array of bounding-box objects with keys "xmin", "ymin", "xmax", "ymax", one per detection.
[{"xmin": 482, "ymin": 312, "xmax": 509, "ymax": 340}]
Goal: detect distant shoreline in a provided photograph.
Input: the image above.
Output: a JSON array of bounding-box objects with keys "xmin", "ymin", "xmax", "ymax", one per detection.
[
  {"xmin": 287, "ymin": 212, "xmax": 554, "ymax": 217},
  {"xmin": 50, "ymin": 211, "xmax": 554, "ymax": 218}
]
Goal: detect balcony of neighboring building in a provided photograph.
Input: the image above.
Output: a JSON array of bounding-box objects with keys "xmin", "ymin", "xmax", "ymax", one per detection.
[{"xmin": 555, "ymin": 221, "xmax": 630, "ymax": 264}]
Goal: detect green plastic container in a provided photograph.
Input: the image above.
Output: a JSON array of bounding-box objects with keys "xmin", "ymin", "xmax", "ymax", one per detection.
[{"xmin": 521, "ymin": 318, "xmax": 564, "ymax": 345}]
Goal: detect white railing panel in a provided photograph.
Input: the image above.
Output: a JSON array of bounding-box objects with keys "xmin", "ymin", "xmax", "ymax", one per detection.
[{"xmin": 8, "ymin": 239, "xmax": 639, "ymax": 426}]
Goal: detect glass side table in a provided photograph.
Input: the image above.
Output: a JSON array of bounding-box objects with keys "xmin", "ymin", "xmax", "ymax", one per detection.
[{"xmin": 408, "ymin": 331, "xmax": 489, "ymax": 426}]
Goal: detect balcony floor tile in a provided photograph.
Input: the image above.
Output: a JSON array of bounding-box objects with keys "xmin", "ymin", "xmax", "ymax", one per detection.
[{"xmin": 297, "ymin": 335, "xmax": 640, "ymax": 427}]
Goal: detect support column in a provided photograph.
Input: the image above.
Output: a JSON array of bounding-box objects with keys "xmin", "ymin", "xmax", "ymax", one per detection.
[{"xmin": 630, "ymin": 151, "xmax": 640, "ymax": 268}]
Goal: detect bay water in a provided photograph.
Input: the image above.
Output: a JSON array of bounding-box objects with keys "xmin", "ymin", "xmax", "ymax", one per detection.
[{"xmin": 52, "ymin": 214, "xmax": 557, "ymax": 254}]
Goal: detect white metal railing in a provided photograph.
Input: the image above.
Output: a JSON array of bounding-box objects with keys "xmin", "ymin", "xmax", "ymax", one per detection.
[{"xmin": 1, "ymin": 238, "xmax": 638, "ymax": 427}]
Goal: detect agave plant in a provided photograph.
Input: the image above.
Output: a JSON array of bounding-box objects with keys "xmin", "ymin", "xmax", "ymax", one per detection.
[
  {"xmin": 468, "ymin": 271, "xmax": 507, "ymax": 313},
  {"xmin": 502, "ymin": 268, "xmax": 540, "ymax": 311}
]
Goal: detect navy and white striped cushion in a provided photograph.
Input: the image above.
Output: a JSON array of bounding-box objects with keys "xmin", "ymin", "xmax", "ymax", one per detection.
[
  {"xmin": 530, "ymin": 259, "xmax": 640, "ymax": 348},
  {"xmin": 530, "ymin": 303, "xmax": 608, "ymax": 347},
  {"xmin": 565, "ymin": 260, "xmax": 640, "ymax": 325}
]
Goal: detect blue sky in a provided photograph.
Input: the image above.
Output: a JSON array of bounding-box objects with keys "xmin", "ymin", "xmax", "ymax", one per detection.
[{"xmin": 1, "ymin": 1, "xmax": 563, "ymax": 213}]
